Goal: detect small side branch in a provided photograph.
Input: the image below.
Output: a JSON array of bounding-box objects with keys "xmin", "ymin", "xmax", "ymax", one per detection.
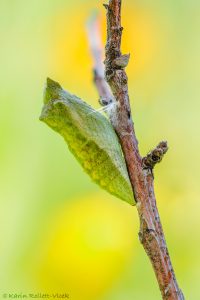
[{"xmin": 143, "ymin": 141, "xmax": 168, "ymax": 170}]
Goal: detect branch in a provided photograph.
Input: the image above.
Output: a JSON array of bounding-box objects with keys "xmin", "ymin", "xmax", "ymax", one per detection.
[{"xmin": 88, "ymin": 1, "xmax": 184, "ymax": 299}]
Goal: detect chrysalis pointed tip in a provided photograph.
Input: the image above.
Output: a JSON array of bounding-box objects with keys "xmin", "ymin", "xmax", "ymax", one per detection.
[
  {"xmin": 43, "ymin": 77, "xmax": 62, "ymax": 104},
  {"xmin": 46, "ymin": 77, "xmax": 61, "ymax": 90}
]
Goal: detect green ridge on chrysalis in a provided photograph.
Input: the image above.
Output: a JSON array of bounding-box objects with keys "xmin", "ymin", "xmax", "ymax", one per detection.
[{"xmin": 40, "ymin": 78, "xmax": 135, "ymax": 205}]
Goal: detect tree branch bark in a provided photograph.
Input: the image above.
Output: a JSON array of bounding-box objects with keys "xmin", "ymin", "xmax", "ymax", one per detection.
[{"xmin": 87, "ymin": 2, "xmax": 184, "ymax": 299}]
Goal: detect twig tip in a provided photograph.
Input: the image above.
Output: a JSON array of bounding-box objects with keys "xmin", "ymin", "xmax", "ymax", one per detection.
[{"xmin": 143, "ymin": 140, "xmax": 168, "ymax": 170}]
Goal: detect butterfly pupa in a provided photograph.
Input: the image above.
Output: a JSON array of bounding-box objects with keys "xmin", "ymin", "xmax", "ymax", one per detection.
[{"xmin": 40, "ymin": 78, "xmax": 135, "ymax": 205}]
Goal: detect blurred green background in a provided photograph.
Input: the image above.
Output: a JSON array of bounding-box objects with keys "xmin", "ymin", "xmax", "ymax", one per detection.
[{"xmin": 0, "ymin": 0, "xmax": 200, "ymax": 299}]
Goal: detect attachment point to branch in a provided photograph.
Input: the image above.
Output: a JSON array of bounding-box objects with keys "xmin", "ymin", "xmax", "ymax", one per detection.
[{"xmin": 142, "ymin": 141, "xmax": 168, "ymax": 170}]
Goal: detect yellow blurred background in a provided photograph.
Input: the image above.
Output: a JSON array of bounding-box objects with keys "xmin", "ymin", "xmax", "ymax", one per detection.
[{"xmin": 0, "ymin": 0, "xmax": 200, "ymax": 299}]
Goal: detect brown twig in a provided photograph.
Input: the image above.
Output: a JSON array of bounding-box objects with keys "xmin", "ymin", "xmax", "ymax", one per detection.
[{"xmin": 87, "ymin": 2, "xmax": 184, "ymax": 299}]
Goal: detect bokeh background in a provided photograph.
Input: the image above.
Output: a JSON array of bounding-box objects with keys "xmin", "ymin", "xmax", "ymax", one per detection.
[{"xmin": 0, "ymin": 0, "xmax": 200, "ymax": 299}]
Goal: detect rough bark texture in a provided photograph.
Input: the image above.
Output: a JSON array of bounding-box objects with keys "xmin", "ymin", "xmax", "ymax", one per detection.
[{"xmin": 88, "ymin": 1, "xmax": 185, "ymax": 299}]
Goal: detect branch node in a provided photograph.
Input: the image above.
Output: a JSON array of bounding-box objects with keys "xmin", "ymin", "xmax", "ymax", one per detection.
[
  {"xmin": 112, "ymin": 53, "xmax": 130, "ymax": 69},
  {"xmin": 142, "ymin": 141, "xmax": 168, "ymax": 170},
  {"xmin": 99, "ymin": 96, "xmax": 113, "ymax": 106}
]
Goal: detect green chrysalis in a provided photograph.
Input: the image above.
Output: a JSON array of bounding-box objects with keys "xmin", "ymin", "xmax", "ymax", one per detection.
[{"xmin": 40, "ymin": 78, "xmax": 135, "ymax": 205}]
